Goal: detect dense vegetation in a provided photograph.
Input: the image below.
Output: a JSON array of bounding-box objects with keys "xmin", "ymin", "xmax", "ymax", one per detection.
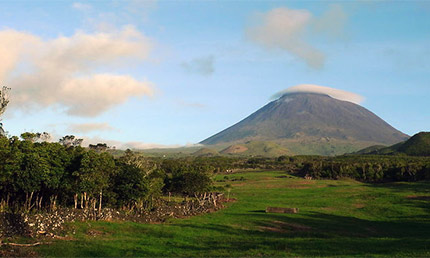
[
  {"xmin": 1, "ymin": 130, "xmax": 429, "ymax": 215},
  {"xmin": 191, "ymin": 154, "xmax": 430, "ymax": 183},
  {"xmin": 161, "ymin": 154, "xmax": 430, "ymax": 183},
  {"xmin": 0, "ymin": 134, "xmax": 213, "ymax": 213},
  {"xmin": 172, "ymin": 154, "xmax": 430, "ymax": 183},
  {"xmin": 298, "ymin": 155, "xmax": 430, "ymax": 182}
]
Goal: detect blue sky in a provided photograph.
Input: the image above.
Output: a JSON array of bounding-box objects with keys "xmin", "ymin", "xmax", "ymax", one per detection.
[{"xmin": 0, "ymin": 0, "xmax": 429, "ymax": 148}]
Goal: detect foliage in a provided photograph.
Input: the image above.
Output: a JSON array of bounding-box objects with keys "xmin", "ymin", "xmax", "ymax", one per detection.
[
  {"xmin": 20, "ymin": 132, "xmax": 51, "ymax": 143},
  {"xmin": 89, "ymin": 143, "xmax": 109, "ymax": 152},
  {"xmin": 297, "ymin": 155, "xmax": 430, "ymax": 182},
  {"xmin": 168, "ymin": 153, "xmax": 430, "ymax": 183},
  {"xmin": 0, "ymin": 135, "xmax": 214, "ymax": 212},
  {"xmin": 59, "ymin": 135, "xmax": 83, "ymax": 148}
]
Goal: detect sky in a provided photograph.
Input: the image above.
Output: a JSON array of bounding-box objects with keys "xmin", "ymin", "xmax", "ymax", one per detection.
[{"xmin": 0, "ymin": 0, "xmax": 429, "ymax": 149}]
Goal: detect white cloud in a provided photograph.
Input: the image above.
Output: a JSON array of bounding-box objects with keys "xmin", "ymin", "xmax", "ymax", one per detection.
[
  {"xmin": 246, "ymin": 7, "xmax": 324, "ymax": 69},
  {"xmin": 60, "ymin": 74, "xmax": 153, "ymax": 116},
  {"xmin": 246, "ymin": 6, "xmax": 348, "ymax": 69},
  {"xmin": 41, "ymin": 132, "xmax": 198, "ymax": 150},
  {"xmin": 0, "ymin": 30, "xmax": 40, "ymax": 82},
  {"xmin": 0, "ymin": 26, "xmax": 155, "ymax": 117},
  {"xmin": 313, "ymin": 4, "xmax": 348, "ymax": 39},
  {"xmin": 273, "ymin": 84, "xmax": 364, "ymax": 104},
  {"xmin": 181, "ymin": 55, "xmax": 215, "ymax": 76},
  {"xmin": 80, "ymin": 136, "xmax": 182, "ymax": 150},
  {"xmin": 67, "ymin": 122, "xmax": 117, "ymax": 133},
  {"xmin": 119, "ymin": 141, "xmax": 179, "ymax": 150}
]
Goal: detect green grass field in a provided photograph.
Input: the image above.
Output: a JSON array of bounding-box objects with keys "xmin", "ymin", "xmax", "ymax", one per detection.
[{"xmin": 38, "ymin": 171, "xmax": 430, "ymax": 257}]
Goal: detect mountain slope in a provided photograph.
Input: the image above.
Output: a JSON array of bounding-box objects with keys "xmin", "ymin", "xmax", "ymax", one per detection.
[
  {"xmin": 220, "ymin": 141, "xmax": 293, "ymax": 157},
  {"xmin": 192, "ymin": 147, "xmax": 219, "ymax": 157},
  {"xmin": 357, "ymin": 132, "xmax": 430, "ymax": 156},
  {"xmin": 201, "ymin": 93, "xmax": 408, "ymax": 153},
  {"xmin": 397, "ymin": 132, "xmax": 430, "ymax": 156}
]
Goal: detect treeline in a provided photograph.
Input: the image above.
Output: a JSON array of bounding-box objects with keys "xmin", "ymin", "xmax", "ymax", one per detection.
[
  {"xmin": 298, "ymin": 155, "xmax": 430, "ymax": 182},
  {"xmin": 0, "ymin": 134, "xmax": 213, "ymax": 213},
  {"xmin": 2, "ymin": 132, "xmax": 429, "ymax": 213},
  {"xmin": 167, "ymin": 155, "xmax": 430, "ymax": 183},
  {"xmin": 190, "ymin": 154, "xmax": 430, "ymax": 182}
]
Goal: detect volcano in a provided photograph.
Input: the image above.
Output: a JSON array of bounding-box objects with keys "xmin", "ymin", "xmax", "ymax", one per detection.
[{"xmin": 201, "ymin": 92, "xmax": 408, "ymax": 155}]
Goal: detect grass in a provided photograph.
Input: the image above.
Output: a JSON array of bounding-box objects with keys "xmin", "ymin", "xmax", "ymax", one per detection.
[{"xmin": 37, "ymin": 170, "xmax": 430, "ymax": 257}]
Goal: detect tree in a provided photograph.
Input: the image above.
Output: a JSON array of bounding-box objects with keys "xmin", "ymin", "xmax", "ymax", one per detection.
[
  {"xmin": 17, "ymin": 140, "xmax": 50, "ymax": 212},
  {"xmin": 0, "ymin": 136, "xmax": 18, "ymax": 211},
  {"xmin": 24, "ymin": 132, "xmax": 51, "ymax": 143},
  {"xmin": 0, "ymin": 86, "xmax": 10, "ymax": 136},
  {"xmin": 38, "ymin": 132, "xmax": 51, "ymax": 142},
  {"xmin": 36, "ymin": 142, "xmax": 70, "ymax": 210},
  {"xmin": 77, "ymin": 151, "xmax": 116, "ymax": 212},
  {"xmin": 59, "ymin": 135, "xmax": 83, "ymax": 148},
  {"xmin": 119, "ymin": 149, "xmax": 157, "ymax": 174},
  {"xmin": 113, "ymin": 162, "xmax": 148, "ymax": 209},
  {"xmin": 181, "ymin": 172, "xmax": 212, "ymax": 196},
  {"xmin": 88, "ymin": 143, "xmax": 109, "ymax": 152}
]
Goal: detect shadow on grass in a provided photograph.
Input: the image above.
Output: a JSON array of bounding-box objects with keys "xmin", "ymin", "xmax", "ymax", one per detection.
[
  {"xmin": 168, "ymin": 211, "xmax": 430, "ymax": 256},
  {"xmin": 367, "ymin": 181, "xmax": 430, "ymax": 194},
  {"xmin": 158, "ymin": 181, "xmax": 430, "ymax": 256},
  {"xmin": 38, "ymin": 209, "xmax": 430, "ymax": 257},
  {"xmin": 38, "ymin": 180, "xmax": 430, "ymax": 257},
  {"xmin": 367, "ymin": 181, "xmax": 430, "ymax": 213}
]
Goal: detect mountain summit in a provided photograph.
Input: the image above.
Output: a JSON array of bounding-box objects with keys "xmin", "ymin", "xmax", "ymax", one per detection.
[{"xmin": 201, "ymin": 92, "xmax": 408, "ymax": 154}]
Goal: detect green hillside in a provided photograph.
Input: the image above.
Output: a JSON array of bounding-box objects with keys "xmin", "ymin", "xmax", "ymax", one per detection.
[
  {"xmin": 221, "ymin": 141, "xmax": 293, "ymax": 157},
  {"xmin": 353, "ymin": 145, "xmax": 387, "ymax": 155},
  {"xmin": 398, "ymin": 132, "xmax": 430, "ymax": 156},
  {"xmin": 276, "ymin": 138, "xmax": 379, "ymax": 156},
  {"xmin": 192, "ymin": 147, "xmax": 219, "ymax": 157},
  {"xmin": 139, "ymin": 138, "xmax": 379, "ymax": 158},
  {"xmin": 355, "ymin": 132, "xmax": 430, "ymax": 156}
]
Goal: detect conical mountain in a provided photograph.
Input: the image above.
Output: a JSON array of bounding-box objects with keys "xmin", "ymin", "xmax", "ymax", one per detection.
[{"xmin": 201, "ymin": 92, "xmax": 408, "ymax": 154}]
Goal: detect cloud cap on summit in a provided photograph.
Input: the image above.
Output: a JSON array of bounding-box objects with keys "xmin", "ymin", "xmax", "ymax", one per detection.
[{"xmin": 272, "ymin": 84, "xmax": 364, "ymax": 104}]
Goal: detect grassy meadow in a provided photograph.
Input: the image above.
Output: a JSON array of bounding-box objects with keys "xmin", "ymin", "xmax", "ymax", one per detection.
[{"xmin": 37, "ymin": 170, "xmax": 430, "ymax": 257}]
